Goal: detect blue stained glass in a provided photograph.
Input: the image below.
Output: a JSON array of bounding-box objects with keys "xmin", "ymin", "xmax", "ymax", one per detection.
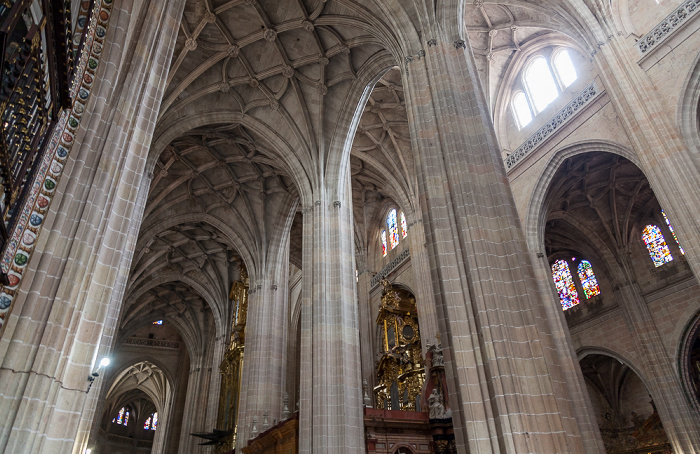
[{"xmin": 387, "ymin": 209, "xmax": 399, "ymax": 249}]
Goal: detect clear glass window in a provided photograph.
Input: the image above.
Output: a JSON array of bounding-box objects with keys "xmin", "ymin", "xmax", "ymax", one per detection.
[
  {"xmin": 512, "ymin": 91, "xmax": 533, "ymax": 129},
  {"xmin": 525, "ymin": 57, "xmax": 559, "ymax": 113},
  {"xmin": 552, "ymin": 50, "xmax": 577, "ymax": 88}
]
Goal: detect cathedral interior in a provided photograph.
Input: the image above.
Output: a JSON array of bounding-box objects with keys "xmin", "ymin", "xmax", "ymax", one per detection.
[{"xmin": 0, "ymin": 0, "xmax": 700, "ymax": 453}]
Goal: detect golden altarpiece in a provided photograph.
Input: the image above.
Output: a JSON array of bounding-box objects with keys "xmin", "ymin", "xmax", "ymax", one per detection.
[
  {"xmin": 374, "ymin": 280, "xmax": 425, "ymax": 411},
  {"xmin": 216, "ymin": 265, "xmax": 249, "ymax": 453}
]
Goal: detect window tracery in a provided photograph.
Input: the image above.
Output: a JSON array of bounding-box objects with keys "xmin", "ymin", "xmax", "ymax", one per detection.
[
  {"xmin": 642, "ymin": 225, "xmax": 673, "ymax": 267},
  {"xmin": 551, "ymin": 259, "xmax": 580, "ymax": 310}
]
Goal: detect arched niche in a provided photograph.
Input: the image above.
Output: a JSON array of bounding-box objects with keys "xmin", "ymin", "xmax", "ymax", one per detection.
[{"xmin": 579, "ymin": 353, "xmax": 672, "ymax": 453}]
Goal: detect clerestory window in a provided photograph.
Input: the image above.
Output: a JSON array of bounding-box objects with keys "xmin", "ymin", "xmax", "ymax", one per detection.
[{"xmin": 512, "ymin": 48, "xmax": 579, "ymax": 129}]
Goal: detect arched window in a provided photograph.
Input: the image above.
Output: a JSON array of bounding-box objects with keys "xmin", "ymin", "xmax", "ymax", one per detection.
[
  {"xmin": 551, "ymin": 259, "xmax": 580, "ymax": 310},
  {"xmin": 512, "ymin": 91, "xmax": 532, "ymax": 129},
  {"xmin": 524, "ymin": 57, "xmax": 559, "ymax": 113},
  {"xmin": 144, "ymin": 412, "xmax": 158, "ymax": 431},
  {"xmin": 381, "ymin": 230, "xmax": 388, "ymax": 257},
  {"xmin": 577, "ymin": 260, "xmax": 600, "ymax": 299},
  {"xmin": 400, "ymin": 211, "xmax": 408, "ymax": 239},
  {"xmin": 387, "ymin": 209, "xmax": 399, "ymax": 249},
  {"xmin": 552, "ymin": 50, "xmax": 577, "ymax": 88},
  {"xmin": 112, "ymin": 407, "xmax": 130, "ymax": 426},
  {"xmin": 153, "ymin": 320, "xmax": 163, "ymax": 325},
  {"xmin": 642, "ymin": 225, "xmax": 673, "ymax": 267},
  {"xmin": 662, "ymin": 209, "xmax": 685, "ymax": 255}
]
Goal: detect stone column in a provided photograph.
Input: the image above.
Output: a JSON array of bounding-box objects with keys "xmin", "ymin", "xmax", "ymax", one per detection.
[
  {"xmin": 0, "ymin": 1, "xmax": 185, "ymax": 453},
  {"xmin": 298, "ymin": 186, "xmax": 364, "ymax": 452},
  {"xmin": 402, "ymin": 35, "xmax": 587, "ymax": 453},
  {"xmin": 178, "ymin": 348, "xmax": 215, "ymax": 453},
  {"xmin": 236, "ymin": 236, "xmax": 291, "ymax": 446}
]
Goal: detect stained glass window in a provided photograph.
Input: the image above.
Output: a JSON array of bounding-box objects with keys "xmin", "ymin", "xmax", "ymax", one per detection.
[
  {"xmin": 143, "ymin": 412, "xmax": 158, "ymax": 430},
  {"xmin": 144, "ymin": 412, "xmax": 158, "ymax": 430},
  {"xmin": 577, "ymin": 260, "xmax": 600, "ymax": 299},
  {"xmin": 642, "ymin": 225, "xmax": 673, "ymax": 267},
  {"xmin": 153, "ymin": 320, "xmax": 162, "ymax": 325},
  {"xmin": 113, "ymin": 407, "xmax": 129, "ymax": 425},
  {"xmin": 381, "ymin": 230, "xmax": 387, "ymax": 257},
  {"xmin": 551, "ymin": 260, "xmax": 580, "ymax": 310},
  {"xmin": 400, "ymin": 211, "xmax": 408, "ymax": 239},
  {"xmin": 525, "ymin": 57, "xmax": 559, "ymax": 113},
  {"xmin": 662, "ymin": 210, "xmax": 685, "ymax": 255},
  {"xmin": 387, "ymin": 209, "xmax": 399, "ymax": 249}
]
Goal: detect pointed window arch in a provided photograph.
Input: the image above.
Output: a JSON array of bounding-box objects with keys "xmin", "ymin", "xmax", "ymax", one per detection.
[
  {"xmin": 577, "ymin": 260, "xmax": 600, "ymax": 299},
  {"xmin": 381, "ymin": 230, "xmax": 388, "ymax": 257},
  {"xmin": 642, "ymin": 225, "xmax": 673, "ymax": 267},
  {"xmin": 552, "ymin": 49, "xmax": 577, "ymax": 88},
  {"xmin": 387, "ymin": 209, "xmax": 399, "ymax": 250},
  {"xmin": 551, "ymin": 260, "xmax": 580, "ymax": 310},
  {"xmin": 512, "ymin": 91, "xmax": 533, "ymax": 129},
  {"xmin": 524, "ymin": 57, "xmax": 559, "ymax": 113},
  {"xmin": 661, "ymin": 210, "xmax": 685, "ymax": 255}
]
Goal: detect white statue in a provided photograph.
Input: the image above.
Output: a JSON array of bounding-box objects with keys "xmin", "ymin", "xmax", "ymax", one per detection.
[{"xmin": 428, "ymin": 389, "xmax": 446, "ymax": 419}]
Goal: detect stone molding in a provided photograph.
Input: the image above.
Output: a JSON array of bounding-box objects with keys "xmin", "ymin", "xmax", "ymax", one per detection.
[
  {"xmin": 370, "ymin": 247, "xmax": 410, "ymax": 288},
  {"xmin": 636, "ymin": 0, "xmax": 700, "ymax": 55},
  {"xmin": 123, "ymin": 336, "xmax": 180, "ymax": 350},
  {"xmin": 505, "ymin": 81, "xmax": 602, "ymax": 172}
]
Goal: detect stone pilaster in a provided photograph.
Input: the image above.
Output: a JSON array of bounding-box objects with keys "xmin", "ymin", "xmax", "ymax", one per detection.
[
  {"xmin": 0, "ymin": 1, "xmax": 185, "ymax": 452},
  {"xmin": 403, "ymin": 35, "xmax": 587, "ymax": 453},
  {"xmin": 405, "ymin": 217, "xmax": 439, "ymax": 355},
  {"xmin": 298, "ymin": 187, "xmax": 364, "ymax": 452},
  {"xmin": 179, "ymin": 353, "xmax": 215, "ymax": 453},
  {"xmin": 355, "ymin": 250, "xmax": 377, "ymax": 393}
]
